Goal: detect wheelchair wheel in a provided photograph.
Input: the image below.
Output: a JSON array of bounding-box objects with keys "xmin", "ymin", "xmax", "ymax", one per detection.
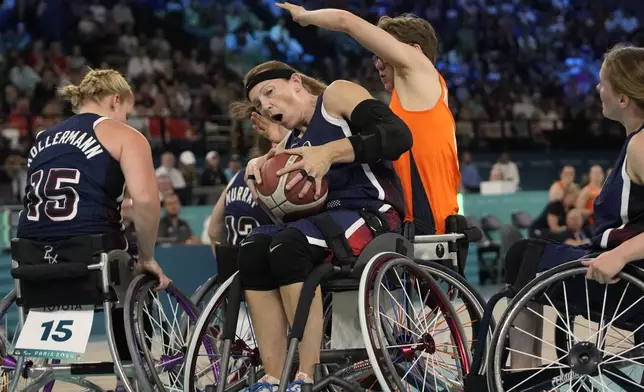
[
  {"xmin": 418, "ymin": 260, "xmax": 494, "ymax": 371},
  {"xmin": 359, "ymin": 254, "xmax": 472, "ymax": 392},
  {"xmin": 124, "ymin": 274, "xmax": 202, "ymax": 392},
  {"xmin": 488, "ymin": 261, "xmax": 644, "ymax": 392},
  {"xmin": 0, "ymin": 290, "xmax": 56, "ymax": 392},
  {"xmin": 183, "ymin": 272, "xmax": 262, "ymax": 392}
]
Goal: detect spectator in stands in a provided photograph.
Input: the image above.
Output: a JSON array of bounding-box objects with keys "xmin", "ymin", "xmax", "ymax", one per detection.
[
  {"xmin": 179, "ymin": 150, "xmax": 197, "ymax": 206},
  {"xmin": 157, "ymin": 174, "xmax": 174, "ymax": 203},
  {"xmin": 490, "ymin": 152, "xmax": 520, "ymax": 187},
  {"xmin": 201, "ymin": 150, "xmax": 228, "ymax": 186},
  {"xmin": 530, "ymin": 183, "xmax": 580, "ymax": 241},
  {"xmin": 224, "ymin": 153, "xmax": 243, "ymax": 181},
  {"xmin": 9, "ymin": 56, "xmax": 40, "ymax": 95},
  {"xmin": 459, "ymin": 151, "xmax": 481, "ymax": 193},
  {"xmin": 156, "ymin": 151, "xmax": 186, "ymax": 189},
  {"xmin": 576, "ymin": 165, "xmax": 604, "ymax": 225},
  {"xmin": 157, "ymin": 193, "xmax": 200, "ymax": 245},
  {"xmin": 112, "ymin": 0, "xmax": 134, "ymax": 26},
  {"xmin": 561, "ymin": 208, "xmax": 592, "ymax": 246},
  {"xmin": 4, "ymin": 154, "xmax": 27, "ymax": 203},
  {"xmin": 548, "ymin": 164, "xmax": 577, "ymax": 201}
]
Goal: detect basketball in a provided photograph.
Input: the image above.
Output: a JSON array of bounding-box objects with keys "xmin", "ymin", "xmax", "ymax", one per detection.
[{"xmin": 255, "ymin": 153, "xmax": 328, "ymax": 222}]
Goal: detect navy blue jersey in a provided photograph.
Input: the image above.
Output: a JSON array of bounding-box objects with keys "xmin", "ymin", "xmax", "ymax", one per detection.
[
  {"xmin": 285, "ymin": 95, "xmax": 405, "ymax": 215},
  {"xmin": 17, "ymin": 113, "xmax": 126, "ymax": 242},
  {"xmin": 223, "ymin": 169, "xmax": 273, "ymax": 245},
  {"xmin": 593, "ymin": 124, "xmax": 644, "ymax": 249}
]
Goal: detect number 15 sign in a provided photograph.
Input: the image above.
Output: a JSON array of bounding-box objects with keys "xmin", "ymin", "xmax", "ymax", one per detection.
[{"xmin": 13, "ymin": 309, "xmax": 94, "ymax": 360}]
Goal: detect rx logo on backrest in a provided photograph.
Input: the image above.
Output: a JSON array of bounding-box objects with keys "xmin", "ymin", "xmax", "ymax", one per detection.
[{"xmin": 44, "ymin": 246, "xmax": 59, "ymax": 264}]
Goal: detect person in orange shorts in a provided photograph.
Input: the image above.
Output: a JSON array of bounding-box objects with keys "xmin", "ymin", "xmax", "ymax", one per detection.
[{"xmin": 278, "ymin": 3, "xmax": 460, "ymax": 235}]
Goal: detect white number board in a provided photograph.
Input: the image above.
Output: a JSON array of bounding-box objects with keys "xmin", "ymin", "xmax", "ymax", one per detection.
[{"xmin": 13, "ymin": 306, "xmax": 94, "ymax": 361}]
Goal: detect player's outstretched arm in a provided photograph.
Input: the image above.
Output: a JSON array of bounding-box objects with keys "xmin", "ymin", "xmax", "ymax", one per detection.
[
  {"xmin": 207, "ymin": 190, "xmax": 227, "ymax": 254},
  {"xmin": 277, "ymin": 2, "xmax": 423, "ymax": 72}
]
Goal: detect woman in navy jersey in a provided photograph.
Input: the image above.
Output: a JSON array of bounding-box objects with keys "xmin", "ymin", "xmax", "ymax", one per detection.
[
  {"xmin": 16, "ymin": 69, "xmax": 170, "ymax": 391},
  {"xmin": 206, "ymin": 135, "xmax": 274, "ymax": 249},
  {"xmin": 506, "ymin": 45, "xmax": 644, "ymax": 369},
  {"xmin": 225, "ymin": 60, "xmax": 412, "ymax": 391}
]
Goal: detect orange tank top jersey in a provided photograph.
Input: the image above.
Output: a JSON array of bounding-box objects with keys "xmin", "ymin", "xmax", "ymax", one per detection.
[
  {"xmin": 390, "ymin": 74, "xmax": 460, "ymax": 234},
  {"xmin": 584, "ymin": 184, "xmax": 601, "ymax": 224}
]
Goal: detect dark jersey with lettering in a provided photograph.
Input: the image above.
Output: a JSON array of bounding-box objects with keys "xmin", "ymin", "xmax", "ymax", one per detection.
[
  {"xmin": 592, "ymin": 124, "xmax": 644, "ymax": 249},
  {"xmin": 223, "ymin": 169, "xmax": 272, "ymax": 245},
  {"xmin": 285, "ymin": 95, "xmax": 405, "ymax": 215},
  {"xmin": 17, "ymin": 113, "xmax": 126, "ymax": 243}
]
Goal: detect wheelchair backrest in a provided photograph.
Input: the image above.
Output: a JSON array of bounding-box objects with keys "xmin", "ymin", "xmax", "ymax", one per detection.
[{"xmin": 10, "ymin": 235, "xmax": 132, "ymax": 309}]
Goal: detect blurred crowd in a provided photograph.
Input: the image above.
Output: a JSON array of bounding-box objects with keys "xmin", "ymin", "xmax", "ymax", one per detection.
[{"xmin": 0, "ymin": 0, "xmax": 642, "ymax": 205}]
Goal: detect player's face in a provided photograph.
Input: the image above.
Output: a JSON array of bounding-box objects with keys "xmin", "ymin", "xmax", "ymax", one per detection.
[
  {"xmin": 373, "ymin": 55, "xmax": 394, "ymax": 92},
  {"xmin": 590, "ymin": 166, "xmax": 604, "ymax": 185},
  {"xmin": 561, "ymin": 166, "xmax": 575, "ymax": 184},
  {"xmin": 597, "ymin": 66, "xmax": 621, "ymax": 121},
  {"xmin": 249, "ymin": 77, "xmax": 300, "ymax": 129}
]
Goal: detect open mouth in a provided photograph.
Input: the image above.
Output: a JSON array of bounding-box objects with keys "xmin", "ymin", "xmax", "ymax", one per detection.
[{"xmin": 271, "ymin": 113, "xmax": 283, "ymax": 122}]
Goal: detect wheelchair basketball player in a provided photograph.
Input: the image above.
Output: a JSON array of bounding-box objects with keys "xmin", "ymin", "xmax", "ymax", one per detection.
[
  {"xmin": 16, "ymin": 69, "xmax": 170, "ymax": 390},
  {"xmin": 504, "ymin": 45, "xmax": 644, "ymax": 368},
  {"xmin": 225, "ymin": 60, "xmax": 412, "ymax": 391},
  {"xmin": 206, "ymin": 135, "xmax": 274, "ymax": 251},
  {"xmin": 278, "ymin": 3, "xmax": 460, "ymax": 236}
]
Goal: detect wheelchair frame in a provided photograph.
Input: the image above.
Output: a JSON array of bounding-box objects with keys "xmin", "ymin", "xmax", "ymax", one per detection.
[
  {"xmin": 182, "ymin": 229, "xmax": 483, "ymax": 392},
  {"xmin": 7, "ymin": 249, "xmax": 140, "ymax": 392}
]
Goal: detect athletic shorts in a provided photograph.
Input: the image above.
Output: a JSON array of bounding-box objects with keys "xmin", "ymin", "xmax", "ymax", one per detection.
[{"xmin": 250, "ymin": 207, "xmax": 401, "ymax": 256}]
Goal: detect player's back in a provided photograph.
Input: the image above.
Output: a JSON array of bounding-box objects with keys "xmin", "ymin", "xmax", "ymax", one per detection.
[
  {"xmin": 17, "ymin": 113, "xmax": 126, "ymax": 242},
  {"xmin": 390, "ymin": 73, "xmax": 460, "ymax": 234},
  {"xmin": 224, "ymin": 169, "xmax": 273, "ymax": 245}
]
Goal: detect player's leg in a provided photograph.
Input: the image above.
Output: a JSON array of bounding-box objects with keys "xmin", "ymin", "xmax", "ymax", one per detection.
[
  {"xmin": 272, "ymin": 209, "xmax": 401, "ymax": 380},
  {"xmin": 238, "ymin": 227, "xmax": 288, "ymax": 383},
  {"xmin": 504, "ymin": 239, "xmax": 591, "ymax": 368}
]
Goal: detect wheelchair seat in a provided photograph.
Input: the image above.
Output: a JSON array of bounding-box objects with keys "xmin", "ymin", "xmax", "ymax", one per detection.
[{"xmin": 10, "ymin": 235, "xmax": 135, "ymax": 309}]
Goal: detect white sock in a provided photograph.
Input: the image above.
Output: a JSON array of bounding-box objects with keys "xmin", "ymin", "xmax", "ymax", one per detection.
[
  {"xmin": 259, "ymin": 374, "xmax": 281, "ymax": 385},
  {"xmin": 295, "ymin": 372, "xmax": 314, "ymax": 383}
]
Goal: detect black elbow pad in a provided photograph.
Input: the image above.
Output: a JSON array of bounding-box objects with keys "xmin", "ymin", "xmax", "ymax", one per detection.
[{"xmin": 347, "ymin": 99, "xmax": 413, "ymax": 163}]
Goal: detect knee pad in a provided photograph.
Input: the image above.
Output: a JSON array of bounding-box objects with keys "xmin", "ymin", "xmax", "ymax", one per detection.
[
  {"xmin": 268, "ymin": 228, "xmax": 327, "ymax": 287},
  {"xmin": 505, "ymin": 238, "xmax": 548, "ymax": 290},
  {"xmin": 238, "ymin": 235, "xmax": 278, "ymax": 291}
]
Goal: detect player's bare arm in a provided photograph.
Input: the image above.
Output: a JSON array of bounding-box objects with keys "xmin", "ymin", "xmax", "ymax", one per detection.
[
  {"xmin": 207, "ymin": 191, "xmax": 226, "ymax": 254},
  {"xmin": 278, "ymin": 2, "xmax": 441, "ymax": 108},
  {"xmin": 278, "ymin": 80, "xmax": 412, "ymax": 198},
  {"xmin": 277, "ymin": 3, "xmax": 421, "ymax": 72}
]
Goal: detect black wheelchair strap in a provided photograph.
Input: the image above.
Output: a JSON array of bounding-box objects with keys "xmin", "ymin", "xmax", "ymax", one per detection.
[
  {"xmin": 359, "ymin": 208, "xmax": 390, "ymax": 237},
  {"xmin": 310, "ymin": 214, "xmax": 354, "ymax": 263}
]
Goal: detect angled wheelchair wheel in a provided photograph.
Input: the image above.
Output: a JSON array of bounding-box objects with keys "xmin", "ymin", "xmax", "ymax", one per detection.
[
  {"xmin": 359, "ymin": 254, "xmax": 472, "ymax": 392},
  {"xmin": 488, "ymin": 261, "xmax": 644, "ymax": 392},
  {"xmin": 417, "ymin": 260, "xmax": 494, "ymax": 372},
  {"xmin": 183, "ymin": 272, "xmax": 262, "ymax": 392},
  {"xmin": 124, "ymin": 274, "xmax": 202, "ymax": 392},
  {"xmin": 0, "ymin": 290, "xmax": 56, "ymax": 392}
]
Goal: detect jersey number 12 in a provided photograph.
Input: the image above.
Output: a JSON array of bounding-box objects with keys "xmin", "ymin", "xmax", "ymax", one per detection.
[{"xmin": 26, "ymin": 168, "xmax": 81, "ymax": 222}]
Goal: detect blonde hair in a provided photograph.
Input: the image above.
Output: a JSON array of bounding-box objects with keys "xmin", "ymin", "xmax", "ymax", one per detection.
[
  {"xmin": 602, "ymin": 45, "xmax": 644, "ymax": 111},
  {"xmin": 377, "ymin": 14, "xmax": 438, "ymax": 64},
  {"xmin": 59, "ymin": 68, "xmax": 133, "ymax": 111},
  {"xmin": 229, "ymin": 61, "xmax": 327, "ymax": 120}
]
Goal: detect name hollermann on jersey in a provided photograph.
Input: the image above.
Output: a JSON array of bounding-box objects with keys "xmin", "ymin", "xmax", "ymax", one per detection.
[{"xmin": 28, "ymin": 129, "xmax": 104, "ymax": 166}]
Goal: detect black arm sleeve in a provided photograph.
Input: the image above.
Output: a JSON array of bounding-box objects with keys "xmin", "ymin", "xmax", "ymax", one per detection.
[{"xmin": 346, "ymin": 99, "xmax": 413, "ymax": 164}]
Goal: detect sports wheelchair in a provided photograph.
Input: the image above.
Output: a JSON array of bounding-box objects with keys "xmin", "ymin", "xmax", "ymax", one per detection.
[
  {"xmin": 479, "ymin": 255, "xmax": 644, "ymax": 392},
  {"xmin": 181, "ymin": 215, "xmax": 494, "ymax": 392},
  {"xmin": 2, "ymin": 234, "xmax": 208, "ymax": 392}
]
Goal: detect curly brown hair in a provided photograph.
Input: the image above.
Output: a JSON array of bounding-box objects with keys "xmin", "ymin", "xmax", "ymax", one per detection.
[{"xmin": 377, "ymin": 14, "xmax": 438, "ymax": 64}]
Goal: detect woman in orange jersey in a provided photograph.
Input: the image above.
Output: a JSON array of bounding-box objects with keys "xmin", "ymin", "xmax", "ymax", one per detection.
[
  {"xmin": 547, "ymin": 164, "xmax": 576, "ymax": 201},
  {"xmin": 278, "ymin": 3, "xmax": 460, "ymax": 235},
  {"xmin": 575, "ymin": 164, "xmax": 605, "ymax": 225}
]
